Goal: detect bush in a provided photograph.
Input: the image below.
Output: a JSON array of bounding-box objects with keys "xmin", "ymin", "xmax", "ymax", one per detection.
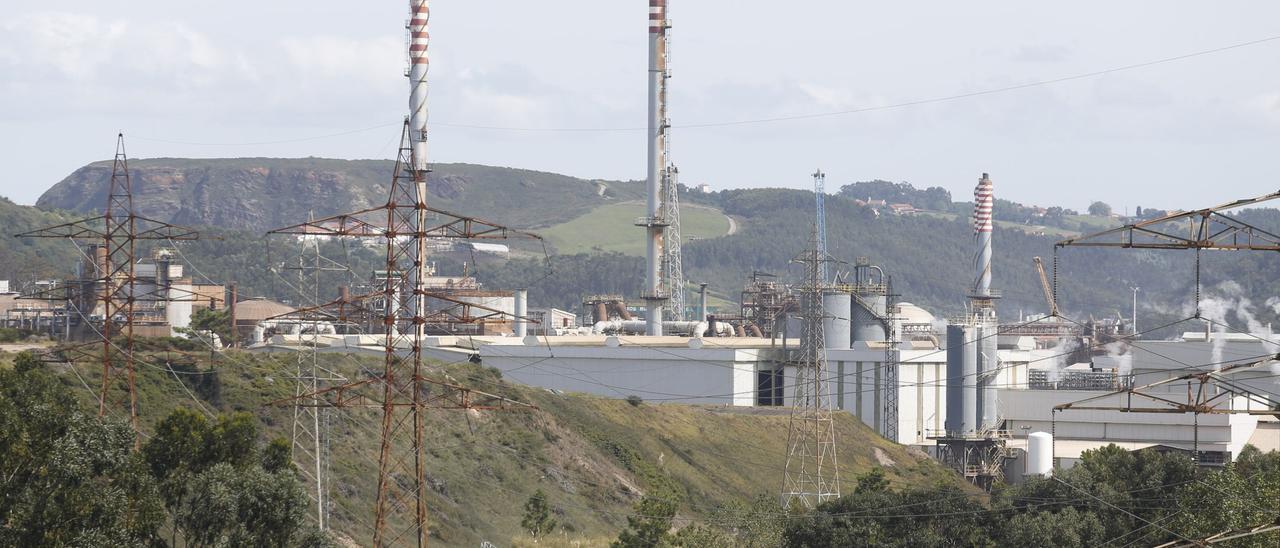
[
  {"xmin": 0, "ymin": 327, "xmax": 31, "ymax": 343},
  {"xmin": 625, "ymin": 395, "xmax": 643, "ymax": 407}
]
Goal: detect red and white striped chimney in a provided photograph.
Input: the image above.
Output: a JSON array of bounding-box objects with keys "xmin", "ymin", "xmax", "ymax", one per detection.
[
  {"xmin": 408, "ymin": 0, "xmax": 430, "ymax": 173},
  {"xmin": 973, "ymin": 173, "xmax": 994, "ymax": 297}
]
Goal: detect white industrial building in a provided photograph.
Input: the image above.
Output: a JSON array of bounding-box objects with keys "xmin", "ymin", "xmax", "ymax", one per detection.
[{"xmin": 251, "ymin": 309, "xmax": 1279, "ymax": 476}]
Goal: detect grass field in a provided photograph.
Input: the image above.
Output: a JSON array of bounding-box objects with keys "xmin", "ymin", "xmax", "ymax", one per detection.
[{"xmin": 542, "ymin": 202, "xmax": 733, "ymax": 255}]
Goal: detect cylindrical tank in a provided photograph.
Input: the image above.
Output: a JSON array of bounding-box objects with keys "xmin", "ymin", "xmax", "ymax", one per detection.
[
  {"xmin": 976, "ymin": 323, "xmax": 1000, "ymax": 431},
  {"xmin": 944, "ymin": 324, "xmax": 978, "ymax": 437},
  {"xmin": 822, "ymin": 291, "xmax": 851, "ymax": 349},
  {"xmin": 514, "ymin": 289, "xmax": 528, "ymax": 338},
  {"xmin": 698, "ymin": 283, "xmax": 709, "ymax": 322},
  {"xmin": 1027, "ymin": 431, "xmax": 1053, "ymax": 476},
  {"xmin": 593, "ymin": 302, "xmax": 609, "ymax": 323},
  {"xmin": 852, "ymin": 292, "xmax": 887, "ymax": 343},
  {"xmin": 167, "ymin": 283, "xmax": 194, "ymax": 332}
]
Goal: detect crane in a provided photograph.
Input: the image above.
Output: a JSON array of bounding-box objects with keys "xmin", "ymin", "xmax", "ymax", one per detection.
[{"xmin": 1032, "ymin": 256, "xmax": 1058, "ymax": 317}]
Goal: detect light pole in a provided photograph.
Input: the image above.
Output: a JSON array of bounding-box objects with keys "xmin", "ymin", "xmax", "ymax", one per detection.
[{"xmin": 1130, "ymin": 286, "xmax": 1139, "ymax": 337}]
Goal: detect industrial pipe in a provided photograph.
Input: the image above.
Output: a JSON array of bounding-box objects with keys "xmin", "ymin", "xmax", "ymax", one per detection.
[
  {"xmin": 592, "ymin": 319, "xmax": 725, "ymax": 337},
  {"xmin": 698, "ymin": 283, "xmax": 708, "ymax": 322},
  {"xmin": 514, "ymin": 288, "xmax": 528, "ymax": 338}
]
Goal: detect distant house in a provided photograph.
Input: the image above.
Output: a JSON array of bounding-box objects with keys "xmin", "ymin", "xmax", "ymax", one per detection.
[
  {"xmin": 694, "ymin": 183, "xmax": 712, "ymax": 194},
  {"xmin": 1031, "ymin": 206, "xmax": 1048, "ymax": 217},
  {"xmin": 454, "ymin": 242, "xmax": 510, "ymax": 256},
  {"xmin": 528, "ymin": 308, "xmax": 577, "ymax": 334},
  {"xmin": 888, "ymin": 203, "xmax": 918, "ymax": 216},
  {"xmin": 866, "ymin": 198, "xmax": 888, "ymax": 207}
]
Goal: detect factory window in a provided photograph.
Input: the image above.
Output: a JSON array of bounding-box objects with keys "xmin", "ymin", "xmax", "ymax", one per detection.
[{"xmin": 757, "ymin": 369, "xmax": 783, "ymax": 406}]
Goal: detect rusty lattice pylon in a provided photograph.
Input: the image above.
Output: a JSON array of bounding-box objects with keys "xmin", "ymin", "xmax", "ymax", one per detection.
[
  {"xmin": 15, "ymin": 134, "xmax": 201, "ymax": 439},
  {"xmin": 267, "ymin": 120, "xmax": 539, "ymax": 547}
]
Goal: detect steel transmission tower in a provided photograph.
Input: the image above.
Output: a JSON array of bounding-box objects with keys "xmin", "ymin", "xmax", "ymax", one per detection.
[
  {"xmin": 813, "ymin": 170, "xmax": 828, "ymax": 283},
  {"xmin": 661, "ymin": 165, "xmax": 685, "ymax": 320},
  {"xmin": 16, "ymin": 134, "xmax": 201, "ymax": 443},
  {"xmin": 284, "ymin": 230, "xmax": 348, "ymax": 532},
  {"xmin": 882, "ymin": 276, "xmax": 899, "ymax": 442},
  {"xmin": 268, "ymin": 121, "xmax": 539, "ymax": 547},
  {"xmin": 782, "ymin": 226, "xmax": 841, "ymax": 509}
]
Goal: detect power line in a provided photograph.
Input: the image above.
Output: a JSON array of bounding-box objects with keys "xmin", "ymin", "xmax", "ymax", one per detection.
[{"xmin": 125, "ymin": 33, "xmax": 1280, "ymax": 145}]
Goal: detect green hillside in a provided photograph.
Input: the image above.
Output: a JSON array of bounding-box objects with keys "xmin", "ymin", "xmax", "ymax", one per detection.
[
  {"xmin": 36, "ymin": 159, "xmax": 647, "ymax": 233},
  {"xmin": 16, "ymin": 158, "xmax": 1280, "ymax": 338},
  {"xmin": 0, "ymin": 197, "xmax": 82, "ymax": 285},
  {"xmin": 542, "ymin": 202, "xmax": 733, "ymax": 255},
  {"xmin": 0, "ymin": 349, "xmax": 960, "ymax": 547}
]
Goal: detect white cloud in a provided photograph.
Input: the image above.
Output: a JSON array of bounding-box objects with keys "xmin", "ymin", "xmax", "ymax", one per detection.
[
  {"xmin": 279, "ymin": 35, "xmax": 401, "ymax": 82},
  {"xmin": 1010, "ymin": 44, "xmax": 1071, "ymax": 64}
]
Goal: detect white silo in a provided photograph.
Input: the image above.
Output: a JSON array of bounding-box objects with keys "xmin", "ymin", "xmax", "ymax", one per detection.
[{"xmin": 1027, "ymin": 431, "xmax": 1053, "ymax": 477}]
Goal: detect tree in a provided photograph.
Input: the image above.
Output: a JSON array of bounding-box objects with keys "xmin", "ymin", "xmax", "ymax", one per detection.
[
  {"xmin": 0, "ymin": 353, "xmax": 166, "ymax": 546},
  {"xmin": 186, "ymin": 307, "xmax": 233, "ymax": 346},
  {"xmin": 521, "ymin": 489, "xmax": 558, "ymax": 540},
  {"xmin": 672, "ymin": 524, "xmax": 733, "ymax": 547},
  {"xmin": 999, "ymin": 507, "xmax": 1106, "ymax": 547},
  {"xmin": 613, "ymin": 496, "xmax": 677, "ymax": 548},
  {"xmin": 782, "ymin": 470, "xmax": 993, "ymax": 548},
  {"xmin": 707, "ymin": 493, "xmax": 787, "ymax": 548},
  {"xmin": 1088, "ymin": 201, "xmax": 1112, "ymax": 216},
  {"xmin": 142, "ymin": 409, "xmax": 311, "ymax": 547},
  {"xmin": 1171, "ymin": 445, "xmax": 1280, "ymax": 546}
]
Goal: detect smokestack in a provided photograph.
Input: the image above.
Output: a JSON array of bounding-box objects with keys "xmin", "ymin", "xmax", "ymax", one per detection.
[
  {"xmin": 408, "ymin": 0, "xmax": 430, "ymax": 173},
  {"xmin": 973, "ymin": 173, "xmax": 994, "ymax": 297},
  {"xmin": 514, "ymin": 288, "xmax": 528, "ymax": 338},
  {"xmin": 639, "ymin": 0, "xmax": 670, "ymax": 336},
  {"xmin": 698, "ymin": 283, "xmax": 708, "ymax": 322}
]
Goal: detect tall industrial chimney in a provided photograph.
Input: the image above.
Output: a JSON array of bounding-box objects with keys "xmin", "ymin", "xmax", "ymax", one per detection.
[
  {"xmin": 407, "ymin": 0, "xmax": 430, "ymax": 173},
  {"xmin": 973, "ymin": 173, "xmax": 994, "ymax": 298},
  {"xmin": 639, "ymin": 0, "xmax": 670, "ymax": 336}
]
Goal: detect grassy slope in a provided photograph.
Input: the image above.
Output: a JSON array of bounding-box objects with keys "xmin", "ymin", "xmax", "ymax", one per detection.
[
  {"xmin": 541, "ymin": 202, "xmax": 733, "ymax": 255},
  {"xmin": 6, "ymin": 349, "xmax": 962, "ymax": 547}
]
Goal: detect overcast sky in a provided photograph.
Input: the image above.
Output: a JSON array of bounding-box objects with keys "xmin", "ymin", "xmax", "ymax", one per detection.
[{"xmin": 3, "ymin": 2, "xmax": 1280, "ymax": 212}]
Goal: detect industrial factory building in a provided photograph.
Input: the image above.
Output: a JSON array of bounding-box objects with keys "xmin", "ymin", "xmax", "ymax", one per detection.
[
  {"xmin": 242, "ymin": 171, "xmax": 1280, "ymax": 485},
  {"xmin": 4, "ymin": 249, "xmax": 226, "ymax": 339}
]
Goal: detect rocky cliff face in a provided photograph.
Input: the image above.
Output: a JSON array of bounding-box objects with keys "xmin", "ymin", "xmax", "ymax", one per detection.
[{"xmin": 36, "ymin": 158, "xmax": 643, "ymax": 232}]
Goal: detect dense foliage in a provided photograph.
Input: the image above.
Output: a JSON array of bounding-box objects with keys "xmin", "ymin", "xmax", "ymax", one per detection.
[
  {"xmin": 0, "ymin": 352, "xmax": 322, "ymax": 547},
  {"xmin": 779, "ymin": 446, "xmax": 1280, "ymax": 547}
]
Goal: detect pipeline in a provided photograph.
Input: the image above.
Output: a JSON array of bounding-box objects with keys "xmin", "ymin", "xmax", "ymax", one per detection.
[{"xmin": 592, "ymin": 319, "xmax": 729, "ymax": 337}]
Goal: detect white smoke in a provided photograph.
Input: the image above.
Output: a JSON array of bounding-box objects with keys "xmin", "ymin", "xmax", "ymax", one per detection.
[
  {"xmin": 1197, "ymin": 296, "xmax": 1230, "ymax": 369},
  {"xmin": 1104, "ymin": 341, "xmax": 1133, "ymax": 377},
  {"xmin": 1266, "ymin": 296, "xmax": 1280, "ymax": 315},
  {"xmin": 1044, "ymin": 337, "xmax": 1080, "ymax": 382},
  {"xmin": 931, "ymin": 317, "xmax": 949, "ymax": 335},
  {"xmin": 1185, "ymin": 282, "xmax": 1278, "ymax": 370}
]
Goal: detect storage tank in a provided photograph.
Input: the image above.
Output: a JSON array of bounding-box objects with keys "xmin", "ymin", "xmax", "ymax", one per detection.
[
  {"xmin": 852, "ymin": 293, "xmax": 887, "ymax": 343},
  {"xmin": 1027, "ymin": 431, "xmax": 1053, "ymax": 476},
  {"xmin": 851, "ymin": 260, "xmax": 887, "ymax": 343},
  {"xmin": 514, "ymin": 289, "xmax": 528, "ymax": 338},
  {"xmin": 976, "ymin": 323, "xmax": 1000, "ymax": 431},
  {"xmin": 822, "ymin": 291, "xmax": 851, "ymax": 349},
  {"xmin": 944, "ymin": 324, "xmax": 978, "ymax": 436}
]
